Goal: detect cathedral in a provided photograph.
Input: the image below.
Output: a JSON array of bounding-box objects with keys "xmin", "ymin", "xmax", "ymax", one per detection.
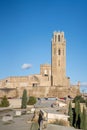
[{"xmin": 0, "ymin": 31, "xmax": 80, "ymax": 98}]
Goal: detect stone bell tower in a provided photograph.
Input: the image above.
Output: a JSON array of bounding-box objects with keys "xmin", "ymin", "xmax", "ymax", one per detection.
[{"xmin": 51, "ymin": 31, "xmax": 68, "ymax": 86}]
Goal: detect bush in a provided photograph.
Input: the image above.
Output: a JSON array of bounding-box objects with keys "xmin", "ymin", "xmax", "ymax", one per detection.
[
  {"xmin": 27, "ymin": 96, "xmax": 36, "ymax": 105},
  {"xmin": 73, "ymin": 95, "xmax": 85, "ymax": 103},
  {"xmin": 0, "ymin": 96, "xmax": 9, "ymax": 107}
]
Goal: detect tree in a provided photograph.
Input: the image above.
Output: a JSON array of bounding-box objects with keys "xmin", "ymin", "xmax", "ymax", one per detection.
[
  {"xmin": 0, "ymin": 95, "xmax": 9, "ymax": 107},
  {"xmin": 74, "ymin": 101, "xmax": 81, "ymax": 129},
  {"xmin": 73, "ymin": 95, "xmax": 85, "ymax": 103},
  {"xmin": 85, "ymin": 99, "xmax": 87, "ymax": 107},
  {"xmin": 82, "ymin": 107, "xmax": 87, "ymax": 130},
  {"xmin": 68, "ymin": 101, "xmax": 73, "ymax": 126},
  {"xmin": 80, "ymin": 111, "xmax": 83, "ymax": 129},
  {"xmin": 21, "ymin": 89, "xmax": 27, "ymax": 109},
  {"xmin": 85, "ymin": 113, "xmax": 87, "ymax": 130},
  {"xmin": 27, "ymin": 96, "xmax": 36, "ymax": 105}
]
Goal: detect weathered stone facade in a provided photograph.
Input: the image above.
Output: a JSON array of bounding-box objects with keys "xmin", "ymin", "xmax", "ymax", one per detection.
[
  {"xmin": 51, "ymin": 32, "xmax": 70, "ymax": 87},
  {"xmin": 0, "ymin": 31, "xmax": 80, "ymax": 98}
]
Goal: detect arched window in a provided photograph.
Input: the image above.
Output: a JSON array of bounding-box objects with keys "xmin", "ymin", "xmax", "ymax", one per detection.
[
  {"xmin": 58, "ymin": 35, "xmax": 60, "ymax": 42},
  {"xmin": 6, "ymin": 80, "xmax": 8, "ymax": 83},
  {"xmin": 44, "ymin": 70, "xmax": 48, "ymax": 76},
  {"xmin": 58, "ymin": 49, "xmax": 61, "ymax": 55}
]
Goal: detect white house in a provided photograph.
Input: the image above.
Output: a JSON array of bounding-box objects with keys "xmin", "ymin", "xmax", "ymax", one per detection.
[{"xmin": 40, "ymin": 109, "xmax": 69, "ymax": 123}]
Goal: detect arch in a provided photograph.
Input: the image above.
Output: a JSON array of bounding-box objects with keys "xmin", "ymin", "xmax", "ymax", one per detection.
[
  {"xmin": 58, "ymin": 49, "xmax": 61, "ymax": 55},
  {"xmin": 58, "ymin": 35, "xmax": 60, "ymax": 42}
]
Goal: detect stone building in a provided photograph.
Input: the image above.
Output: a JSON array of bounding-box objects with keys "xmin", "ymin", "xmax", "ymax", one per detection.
[
  {"xmin": 51, "ymin": 32, "xmax": 70, "ymax": 87},
  {"xmin": 0, "ymin": 31, "xmax": 80, "ymax": 98}
]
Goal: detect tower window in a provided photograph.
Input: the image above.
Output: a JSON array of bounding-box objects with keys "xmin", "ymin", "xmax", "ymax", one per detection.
[
  {"xmin": 32, "ymin": 83, "xmax": 37, "ymax": 87},
  {"xmin": 58, "ymin": 49, "xmax": 61, "ymax": 55},
  {"xmin": 6, "ymin": 80, "xmax": 8, "ymax": 83},
  {"xmin": 58, "ymin": 35, "xmax": 60, "ymax": 42},
  {"xmin": 44, "ymin": 70, "xmax": 48, "ymax": 76}
]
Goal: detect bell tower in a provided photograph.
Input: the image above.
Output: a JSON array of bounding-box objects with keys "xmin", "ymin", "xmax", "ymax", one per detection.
[{"xmin": 51, "ymin": 31, "xmax": 66, "ymax": 86}]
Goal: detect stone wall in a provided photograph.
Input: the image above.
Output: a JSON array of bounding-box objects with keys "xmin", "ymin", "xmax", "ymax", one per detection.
[{"xmin": 0, "ymin": 85, "xmax": 80, "ymax": 98}]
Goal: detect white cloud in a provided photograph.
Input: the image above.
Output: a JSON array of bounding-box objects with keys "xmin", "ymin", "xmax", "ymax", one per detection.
[{"xmin": 21, "ymin": 63, "xmax": 32, "ymax": 70}]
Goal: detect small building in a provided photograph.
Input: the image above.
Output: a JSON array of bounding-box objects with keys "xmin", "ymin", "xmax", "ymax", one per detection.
[
  {"xmin": 40, "ymin": 109, "xmax": 69, "ymax": 123},
  {"xmin": 52, "ymin": 100, "xmax": 67, "ymax": 107}
]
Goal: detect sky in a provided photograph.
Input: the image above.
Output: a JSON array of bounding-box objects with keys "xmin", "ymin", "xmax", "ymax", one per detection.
[{"xmin": 0, "ymin": 0, "xmax": 87, "ymax": 86}]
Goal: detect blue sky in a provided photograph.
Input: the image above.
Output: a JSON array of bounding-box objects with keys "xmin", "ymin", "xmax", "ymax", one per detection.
[{"xmin": 0, "ymin": 0, "xmax": 87, "ymax": 85}]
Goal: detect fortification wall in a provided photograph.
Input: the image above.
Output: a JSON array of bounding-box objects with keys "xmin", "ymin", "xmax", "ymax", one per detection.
[{"xmin": 0, "ymin": 85, "xmax": 80, "ymax": 98}]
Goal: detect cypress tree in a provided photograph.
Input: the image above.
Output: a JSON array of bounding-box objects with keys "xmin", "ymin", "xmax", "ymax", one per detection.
[
  {"xmin": 80, "ymin": 111, "xmax": 83, "ymax": 129},
  {"xmin": 83, "ymin": 107, "xmax": 87, "ymax": 130},
  {"xmin": 85, "ymin": 99, "xmax": 87, "ymax": 107},
  {"xmin": 21, "ymin": 89, "xmax": 27, "ymax": 109},
  {"xmin": 74, "ymin": 101, "xmax": 81, "ymax": 128},
  {"xmin": 85, "ymin": 113, "xmax": 87, "ymax": 130},
  {"xmin": 75, "ymin": 101, "xmax": 78, "ymax": 128},
  {"xmin": 68, "ymin": 101, "xmax": 73, "ymax": 126},
  {"xmin": 77, "ymin": 101, "xmax": 81, "ymax": 129}
]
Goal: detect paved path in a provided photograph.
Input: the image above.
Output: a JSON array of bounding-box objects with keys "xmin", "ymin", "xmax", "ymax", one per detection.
[
  {"xmin": 0, "ymin": 110, "xmax": 33, "ymax": 130},
  {"xmin": 45, "ymin": 124, "xmax": 79, "ymax": 130}
]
